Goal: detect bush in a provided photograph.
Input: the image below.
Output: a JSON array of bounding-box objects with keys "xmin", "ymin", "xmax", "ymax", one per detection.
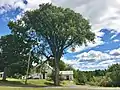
[
  {"xmin": 74, "ymin": 71, "xmax": 87, "ymax": 85},
  {"xmin": 99, "ymin": 73, "xmax": 112, "ymax": 87}
]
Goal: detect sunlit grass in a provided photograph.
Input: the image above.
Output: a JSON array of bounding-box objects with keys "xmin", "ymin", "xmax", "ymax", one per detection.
[{"xmin": 0, "ymin": 78, "xmax": 79, "ymax": 90}]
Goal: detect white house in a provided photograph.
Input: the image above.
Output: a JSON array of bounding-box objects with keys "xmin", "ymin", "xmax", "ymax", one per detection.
[
  {"xmin": 30, "ymin": 62, "xmax": 74, "ymax": 81},
  {"xmin": 60, "ymin": 71, "xmax": 74, "ymax": 80},
  {"xmin": 29, "ymin": 63, "xmax": 53, "ymax": 79}
]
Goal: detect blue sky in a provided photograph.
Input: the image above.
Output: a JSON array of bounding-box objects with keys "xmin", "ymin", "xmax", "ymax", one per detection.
[{"xmin": 0, "ymin": 0, "xmax": 120, "ymax": 71}]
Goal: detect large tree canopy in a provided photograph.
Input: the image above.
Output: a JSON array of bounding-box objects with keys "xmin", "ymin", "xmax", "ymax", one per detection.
[{"xmin": 8, "ymin": 3, "xmax": 95, "ymax": 85}]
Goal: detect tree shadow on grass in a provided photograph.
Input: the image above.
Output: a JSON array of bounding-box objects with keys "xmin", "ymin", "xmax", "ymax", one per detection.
[
  {"xmin": 44, "ymin": 82, "xmax": 62, "ymax": 87},
  {"xmin": 0, "ymin": 80, "xmax": 55, "ymax": 88},
  {"xmin": 44, "ymin": 82, "xmax": 54, "ymax": 86}
]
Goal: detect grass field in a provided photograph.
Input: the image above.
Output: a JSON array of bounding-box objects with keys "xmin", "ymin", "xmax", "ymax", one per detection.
[
  {"xmin": 0, "ymin": 78, "xmax": 75, "ymax": 87},
  {"xmin": 0, "ymin": 78, "xmax": 77, "ymax": 90},
  {"xmin": 0, "ymin": 78, "xmax": 120, "ymax": 90}
]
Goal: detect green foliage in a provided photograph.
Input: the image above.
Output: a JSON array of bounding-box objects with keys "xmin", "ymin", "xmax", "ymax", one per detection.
[
  {"xmin": 99, "ymin": 75, "xmax": 112, "ymax": 87},
  {"xmin": 86, "ymin": 64, "xmax": 120, "ymax": 87},
  {"xmin": 48, "ymin": 60, "xmax": 66, "ymax": 71},
  {"xmin": 104, "ymin": 63, "xmax": 120, "ymax": 87},
  {"xmin": 74, "ymin": 70, "xmax": 87, "ymax": 85},
  {"xmin": 65, "ymin": 64, "xmax": 74, "ymax": 71},
  {"xmin": 59, "ymin": 60, "xmax": 67, "ymax": 71},
  {"xmin": 108, "ymin": 64, "xmax": 120, "ymax": 81},
  {"xmin": 93, "ymin": 69, "xmax": 106, "ymax": 76},
  {"xmin": 73, "ymin": 69, "xmax": 108, "ymax": 86},
  {"xmin": 83, "ymin": 71, "xmax": 94, "ymax": 82},
  {"xmin": 0, "ymin": 34, "xmax": 39, "ymax": 78}
]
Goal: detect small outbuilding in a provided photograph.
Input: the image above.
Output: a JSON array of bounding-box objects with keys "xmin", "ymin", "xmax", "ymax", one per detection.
[{"xmin": 59, "ymin": 71, "xmax": 74, "ymax": 80}]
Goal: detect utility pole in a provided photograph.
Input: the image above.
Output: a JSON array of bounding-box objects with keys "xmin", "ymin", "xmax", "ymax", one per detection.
[{"xmin": 25, "ymin": 50, "xmax": 31, "ymax": 84}]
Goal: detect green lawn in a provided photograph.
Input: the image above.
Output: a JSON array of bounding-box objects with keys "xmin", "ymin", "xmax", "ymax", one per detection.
[
  {"xmin": 0, "ymin": 78, "xmax": 75, "ymax": 86},
  {"xmin": 0, "ymin": 78, "xmax": 77, "ymax": 90},
  {"xmin": 1, "ymin": 78, "xmax": 120, "ymax": 90},
  {"xmin": 0, "ymin": 79, "xmax": 81, "ymax": 90},
  {"xmin": 0, "ymin": 78, "xmax": 52, "ymax": 87}
]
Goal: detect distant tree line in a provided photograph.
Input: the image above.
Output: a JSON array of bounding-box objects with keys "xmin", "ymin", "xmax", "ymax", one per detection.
[{"xmin": 73, "ymin": 63, "xmax": 120, "ymax": 87}]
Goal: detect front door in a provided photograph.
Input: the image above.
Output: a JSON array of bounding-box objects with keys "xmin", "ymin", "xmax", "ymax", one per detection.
[
  {"xmin": 66, "ymin": 75, "xmax": 69, "ymax": 80},
  {"xmin": 43, "ymin": 73, "xmax": 45, "ymax": 79}
]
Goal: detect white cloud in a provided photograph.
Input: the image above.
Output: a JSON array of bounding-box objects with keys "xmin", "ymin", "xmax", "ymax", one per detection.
[
  {"xmin": 61, "ymin": 56, "xmax": 80, "ymax": 69},
  {"xmin": 61, "ymin": 57, "xmax": 78, "ymax": 65},
  {"xmin": 76, "ymin": 50, "xmax": 111, "ymax": 61},
  {"xmin": 62, "ymin": 50, "xmax": 120, "ymax": 71},
  {"xmin": 109, "ymin": 48, "xmax": 120, "ymax": 56},
  {"xmin": 113, "ymin": 39, "xmax": 120, "ymax": 42},
  {"xmin": 76, "ymin": 0, "xmax": 120, "ymax": 33},
  {"xmin": 69, "ymin": 49, "xmax": 120, "ymax": 70},
  {"xmin": 98, "ymin": 60, "xmax": 116, "ymax": 65},
  {"xmin": 79, "ymin": 60, "xmax": 117, "ymax": 71},
  {"xmin": 62, "ymin": 50, "xmax": 115, "ymax": 70}
]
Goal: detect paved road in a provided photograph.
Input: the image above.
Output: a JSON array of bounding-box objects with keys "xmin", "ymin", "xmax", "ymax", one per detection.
[
  {"xmin": 1, "ymin": 84, "xmax": 120, "ymax": 90},
  {"xmin": 45, "ymin": 85, "xmax": 120, "ymax": 90},
  {"xmin": 88, "ymin": 87, "xmax": 120, "ymax": 90}
]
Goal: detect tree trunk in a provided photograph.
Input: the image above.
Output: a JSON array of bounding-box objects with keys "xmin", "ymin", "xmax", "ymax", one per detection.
[
  {"xmin": 2, "ymin": 67, "xmax": 7, "ymax": 81},
  {"xmin": 54, "ymin": 56, "xmax": 60, "ymax": 86}
]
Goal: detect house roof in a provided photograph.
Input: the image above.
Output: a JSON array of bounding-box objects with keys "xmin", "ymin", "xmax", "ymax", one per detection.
[
  {"xmin": 35, "ymin": 62, "xmax": 53, "ymax": 70},
  {"xmin": 60, "ymin": 71, "xmax": 73, "ymax": 75}
]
